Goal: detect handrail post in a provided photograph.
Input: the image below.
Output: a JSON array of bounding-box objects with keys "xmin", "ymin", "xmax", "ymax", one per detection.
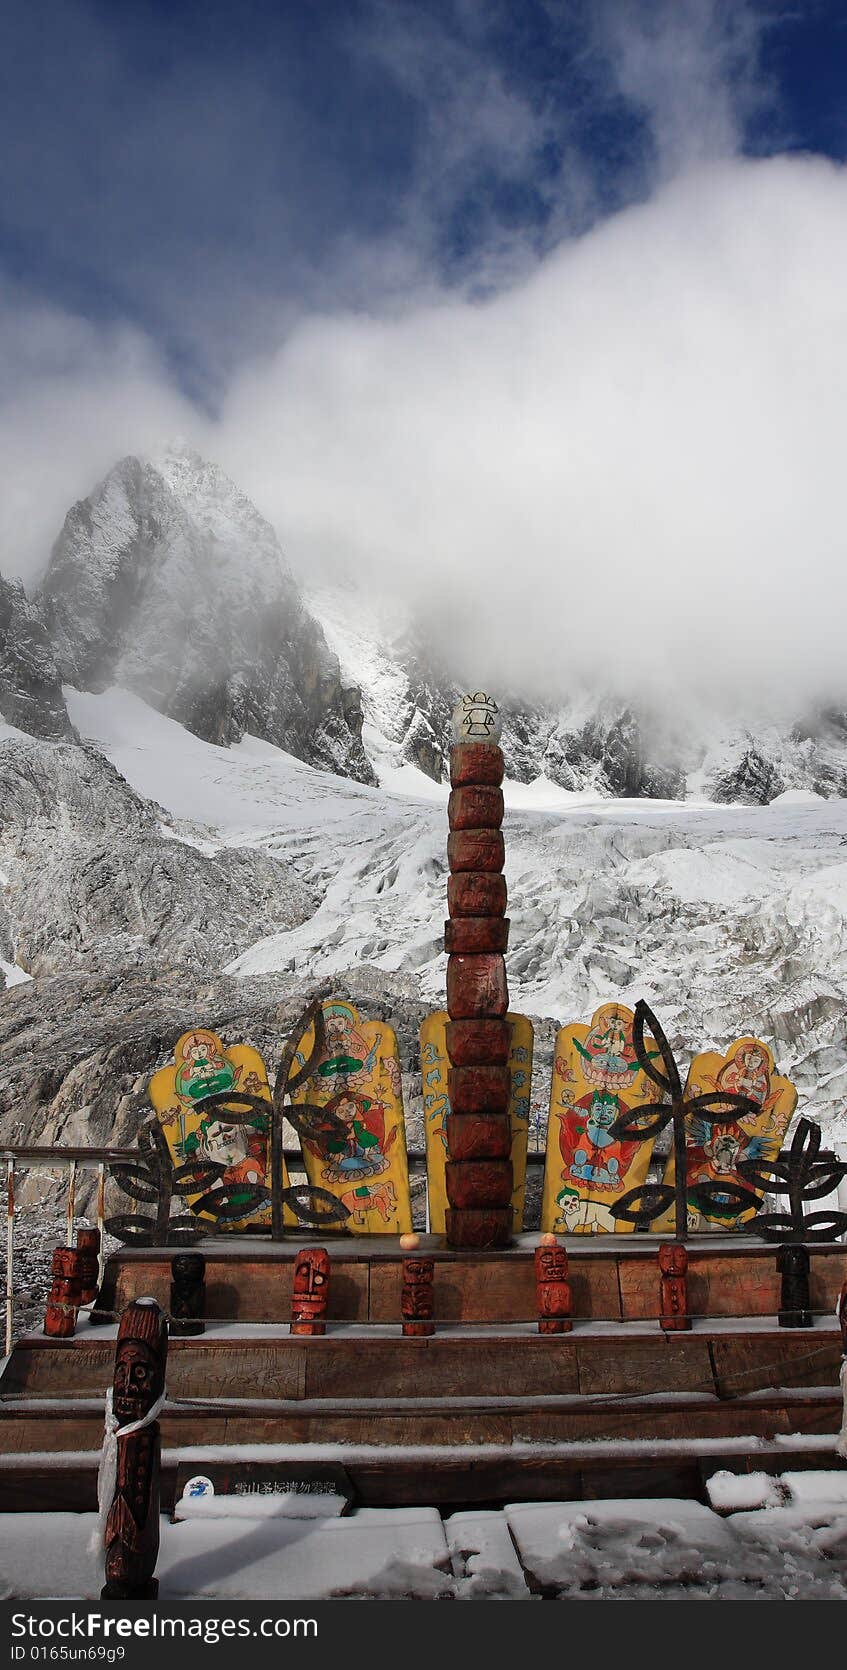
[
  {"xmin": 4, "ymin": 1159, "xmax": 13, "ymax": 1359},
  {"xmin": 66, "ymin": 1159, "xmax": 77, "ymax": 1247},
  {"xmin": 96, "ymin": 1162, "xmax": 106, "ymax": 1287}
]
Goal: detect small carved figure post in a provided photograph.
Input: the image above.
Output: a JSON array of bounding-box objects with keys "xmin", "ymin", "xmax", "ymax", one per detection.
[
  {"xmin": 290, "ymin": 1248, "xmax": 331, "ymax": 1336},
  {"xmin": 535, "ymin": 1236, "xmax": 572, "ymax": 1334},
  {"xmin": 76, "ymin": 1228, "xmax": 101, "ymax": 1306},
  {"xmin": 169, "ymin": 1252, "xmax": 206, "ymax": 1337},
  {"xmin": 44, "ymin": 1246, "xmax": 83, "ymax": 1337},
  {"xmin": 658, "ymin": 1242, "xmax": 690, "ymax": 1332},
  {"xmin": 101, "ymin": 1298, "xmax": 168, "ymax": 1601},
  {"xmin": 444, "ymin": 692, "xmax": 513, "ymax": 1249},
  {"xmin": 776, "ymin": 1243, "xmax": 811, "ymax": 1328},
  {"xmin": 402, "ymin": 1256, "xmax": 435, "ymax": 1336}
]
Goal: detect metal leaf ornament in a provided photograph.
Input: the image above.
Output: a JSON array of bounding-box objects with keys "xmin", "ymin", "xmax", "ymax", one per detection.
[
  {"xmin": 271, "ymin": 995, "xmax": 351, "ymax": 1238},
  {"xmin": 737, "ymin": 1116, "xmax": 847, "ymax": 1243},
  {"xmin": 107, "ymin": 996, "xmax": 353, "ymax": 1246},
  {"xmin": 106, "ymin": 1118, "xmax": 213, "ymax": 1246},
  {"xmin": 608, "ymin": 1000, "xmax": 762, "ymax": 1238}
]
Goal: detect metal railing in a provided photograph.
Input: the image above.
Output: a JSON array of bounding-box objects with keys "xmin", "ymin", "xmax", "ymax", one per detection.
[{"xmin": 1, "ymin": 1146, "xmax": 133, "ymax": 1357}]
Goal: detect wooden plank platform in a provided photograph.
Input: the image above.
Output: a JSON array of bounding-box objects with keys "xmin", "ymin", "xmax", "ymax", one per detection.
[
  {"xmin": 91, "ymin": 1235, "xmax": 847, "ymax": 1324},
  {"xmin": 6, "ymin": 1238, "xmax": 845, "ymax": 1512},
  {"xmin": 0, "ymin": 1384, "xmax": 840, "ymax": 1456},
  {"xmin": 2, "ymin": 1320, "xmax": 841, "ymax": 1404},
  {"xmin": 0, "ymin": 1430, "xmax": 842, "ymax": 1513}
]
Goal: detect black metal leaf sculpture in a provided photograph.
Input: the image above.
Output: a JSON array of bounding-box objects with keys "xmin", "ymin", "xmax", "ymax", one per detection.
[
  {"xmin": 608, "ymin": 1000, "xmax": 761, "ymax": 1238},
  {"xmin": 106, "ymin": 1118, "xmax": 210, "ymax": 1247},
  {"xmin": 106, "ymin": 1002, "xmax": 353, "ymax": 1246},
  {"xmin": 737, "ymin": 1116, "xmax": 847, "ymax": 1243}
]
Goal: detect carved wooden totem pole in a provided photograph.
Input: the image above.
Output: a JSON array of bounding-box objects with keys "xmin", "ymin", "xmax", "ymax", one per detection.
[
  {"xmin": 43, "ymin": 1246, "xmax": 83, "ymax": 1337},
  {"xmin": 658, "ymin": 1241, "xmax": 690, "ymax": 1331},
  {"xmin": 290, "ymin": 1247, "xmax": 331, "ymax": 1336},
  {"xmin": 534, "ymin": 1236, "xmax": 572, "ymax": 1333},
  {"xmin": 169, "ymin": 1252, "xmax": 206, "ymax": 1337},
  {"xmin": 401, "ymin": 1256, "xmax": 435, "ymax": 1335},
  {"xmin": 102, "ymin": 1298, "xmax": 168, "ymax": 1600},
  {"xmin": 444, "ymin": 693, "xmax": 513, "ymax": 1249}
]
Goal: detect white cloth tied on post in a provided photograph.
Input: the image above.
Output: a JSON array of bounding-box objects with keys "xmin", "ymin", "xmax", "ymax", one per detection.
[{"xmin": 88, "ymin": 1385, "xmax": 167, "ymax": 1553}]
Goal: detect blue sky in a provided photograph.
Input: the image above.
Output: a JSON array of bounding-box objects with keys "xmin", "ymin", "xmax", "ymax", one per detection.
[
  {"xmin": 4, "ymin": 1, "xmax": 847, "ymax": 706},
  {"xmin": 3, "ymin": 0, "xmax": 847, "ymax": 402}
]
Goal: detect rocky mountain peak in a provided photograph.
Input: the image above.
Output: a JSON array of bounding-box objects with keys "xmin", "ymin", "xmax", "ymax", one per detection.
[{"xmin": 38, "ymin": 451, "xmax": 376, "ymax": 783}]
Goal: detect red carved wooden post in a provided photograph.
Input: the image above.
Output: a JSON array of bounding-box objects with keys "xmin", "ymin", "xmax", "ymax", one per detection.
[
  {"xmin": 290, "ymin": 1247, "xmax": 331, "ymax": 1335},
  {"xmin": 535, "ymin": 1235, "xmax": 572, "ymax": 1333},
  {"xmin": 402, "ymin": 1255, "xmax": 435, "ymax": 1336},
  {"xmin": 658, "ymin": 1241, "xmax": 690, "ymax": 1331},
  {"xmin": 444, "ymin": 693, "xmax": 513, "ymax": 1249},
  {"xmin": 101, "ymin": 1298, "xmax": 168, "ymax": 1600},
  {"xmin": 43, "ymin": 1245, "xmax": 83, "ymax": 1337},
  {"xmin": 76, "ymin": 1228, "xmax": 100, "ymax": 1306}
]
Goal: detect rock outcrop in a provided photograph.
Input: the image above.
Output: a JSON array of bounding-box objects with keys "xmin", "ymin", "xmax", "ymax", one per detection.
[
  {"xmin": 0, "ymin": 572, "xmax": 74, "ymax": 741},
  {"xmin": 0, "ymin": 731, "xmax": 315, "ymax": 976}
]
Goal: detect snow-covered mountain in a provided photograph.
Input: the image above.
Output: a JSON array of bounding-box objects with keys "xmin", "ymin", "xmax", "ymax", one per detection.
[
  {"xmin": 2, "ymin": 442, "xmax": 847, "ymax": 1164},
  {"xmin": 38, "ymin": 446, "xmax": 375, "ymax": 784},
  {"xmin": 305, "ymin": 580, "xmax": 847, "ymax": 805},
  {"xmin": 1, "ymin": 443, "xmax": 846, "ymax": 804},
  {"xmin": 3, "ymin": 683, "xmax": 843, "ymax": 1147}
]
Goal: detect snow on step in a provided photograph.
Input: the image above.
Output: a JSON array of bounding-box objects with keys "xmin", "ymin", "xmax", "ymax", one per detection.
[
  {"xmin": 0, "ymin": 1509, "xmax": 453, "ymax": 1601},
  {"xmin": 444, "ymin": 1510, "xmax": 530, "ymax": 1599},
  {"xmin": 504, "ymin": 1498, "xmax": 737, "ymax": 1590}
]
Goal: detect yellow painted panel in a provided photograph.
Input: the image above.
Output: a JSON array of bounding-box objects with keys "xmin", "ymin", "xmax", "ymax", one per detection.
[
  {"xmin": 541, "ymin": 1002, "xmax": 658, "ymax": 1233},
  {"xmin": 289, "ymin": 999, "xmax": 412, "ymax": 1235},
  {"xmin": 148, "ymin": 1028, "xmax": 291, "ymax": 1231},
  {"xmin": 657, "ymin": 1037, "xmax": 797, "ymax": 1233},
  {"xmin": 420, "ymin": 1011, "xmax": 534, "ymax": 1233}
]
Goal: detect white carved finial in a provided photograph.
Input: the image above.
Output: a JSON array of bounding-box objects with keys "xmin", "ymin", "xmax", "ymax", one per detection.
[{"xmin": 451, "ymin": 691, "xmax": 501, "ymax": 745}]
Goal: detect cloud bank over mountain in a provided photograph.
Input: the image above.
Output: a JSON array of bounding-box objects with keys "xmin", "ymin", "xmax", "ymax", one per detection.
[{"xmin": 2, "ymin": 2, "xmax": 845, "ymax": 712}]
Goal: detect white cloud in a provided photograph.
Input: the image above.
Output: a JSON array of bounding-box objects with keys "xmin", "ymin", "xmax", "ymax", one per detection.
[
  {"xmin": 217, "ymin": 153, "xmax": 847, "ymax": 710},
  {"xmin": 3, "ymin": 151, "xmax": 847, "ymax": 716},
  {"xmin": 0, "ymin": 285, "xmax": 201, "ymax": 577}
]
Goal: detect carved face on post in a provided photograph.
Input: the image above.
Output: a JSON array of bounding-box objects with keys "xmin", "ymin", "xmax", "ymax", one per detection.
[
  {"xmin": 536, "ymin": 1244, "xmax": 568, "ymax": 1285},
  {"xmin": 291, "ymin": 1248, "xmax": 330, "ymax": 1324},
  {"xmin": 112, "ymin": 1302, "xmax": 166, "ymax": 1424},
  {"xmin": 659, "ymin": 1243, "xmax": 688, "ymax": 1277}
]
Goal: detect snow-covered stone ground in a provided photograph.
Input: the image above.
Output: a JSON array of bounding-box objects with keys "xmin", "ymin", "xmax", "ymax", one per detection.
[{"xmin": 3, "ymin": 1475, "xmax": 847, "ymax": 1599}]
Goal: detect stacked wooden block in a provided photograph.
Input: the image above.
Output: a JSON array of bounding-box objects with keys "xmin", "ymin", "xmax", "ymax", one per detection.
[{"xmin": 443, "ymin": 695, "xmax": 513, "ymax": 1248}]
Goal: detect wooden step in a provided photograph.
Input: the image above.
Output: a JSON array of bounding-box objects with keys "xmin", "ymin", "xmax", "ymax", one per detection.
[
  {"xmin": 0, "ymin": 1385, "xmax": 840, "ymax": 1456},
  {"xmin": 2, "ymin": 1322, "xmax": 841, "ymax": 1403},
  {"xmin": 0, "ymin": 1431, "xmax": 843, "ymax": 1513}
]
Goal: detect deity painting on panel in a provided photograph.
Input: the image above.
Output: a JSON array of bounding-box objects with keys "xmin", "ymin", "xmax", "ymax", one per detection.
[
  {"xmin": 657, "ymin": 1037, "xmax": 797, "ymax": 1233},
  {"xmin": 148, "ymin": 1028, "xmax": 292, "ymax": 1230},
  {"xmin": 541, "ymin": 1003, "xmax": 659, "ymax": 1233},
  {"xmin": 289, "ymin": 999, "xmax": 412, "ymax": 1234}
]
